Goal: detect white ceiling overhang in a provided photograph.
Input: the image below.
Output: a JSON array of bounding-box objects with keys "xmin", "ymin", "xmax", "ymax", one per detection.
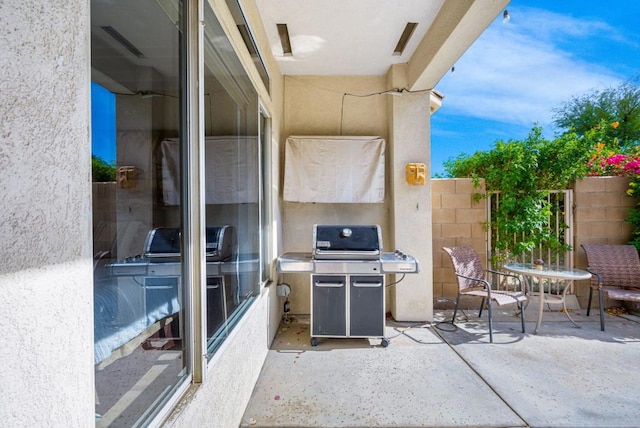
[{"xmin": 255, "ymin": 0, "xmax": 509, "ymax": 90}]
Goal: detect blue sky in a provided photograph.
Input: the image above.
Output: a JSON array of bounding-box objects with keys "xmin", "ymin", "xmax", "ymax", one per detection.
[
  {"xmin": 431, "ymin": 0, "xmax": 640, "ymax": 176},
  {"xmin": 91, "ymin": 82, "xmax": 116, "ymax": 163}
]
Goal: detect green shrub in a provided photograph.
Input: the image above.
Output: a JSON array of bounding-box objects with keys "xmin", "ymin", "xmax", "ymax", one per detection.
[
  {"xmin": 444, "ymin": 126, "xmax": 591, "ymax": 264},
  {"xmin": 92, "ymin": 155, "xmax": 116, "ymax": 182}
]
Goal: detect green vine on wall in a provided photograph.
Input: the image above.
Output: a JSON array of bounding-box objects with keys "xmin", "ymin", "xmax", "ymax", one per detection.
[
  {"xmin": 626, "ymin": 180, "xmax": 640, "ymax": 251},
  {"xmin": 446, "ymin": 121, "xmax": 640, "ymax": 261},
  {"xmin": 445, "ymin": 126, "xmax": 592, "ymax": 264}
]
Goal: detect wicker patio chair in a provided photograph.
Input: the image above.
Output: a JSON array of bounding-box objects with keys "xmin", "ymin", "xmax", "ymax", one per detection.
[
  {"xmin": 443, "ymin": 246, "xmax": 527, "ymax": 343},
  {"xmin": 581, "ymin": 244, "xmax": 640, "ymax": 331}
]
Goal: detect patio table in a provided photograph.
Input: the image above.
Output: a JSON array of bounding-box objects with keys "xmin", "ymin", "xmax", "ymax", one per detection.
[{"xmin": 503, "ymin": 263, "xmax": 592, "ymax": 334}]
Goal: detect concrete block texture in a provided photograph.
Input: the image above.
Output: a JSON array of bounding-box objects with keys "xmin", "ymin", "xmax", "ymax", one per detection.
[{"xmin": 441, "ymin": 193, "xmax": 473, "ymax": 209}]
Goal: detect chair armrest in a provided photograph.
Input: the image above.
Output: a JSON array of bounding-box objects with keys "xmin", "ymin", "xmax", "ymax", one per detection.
[
  {"xmin": 455, "ymin": 273, "xmax": 491, "ymax": 291},
  {"xmin": 486, "ymin": 269, "xmax": 525, "ymax": 293},
  {"xmin": 486, "ymin": 269, "xmax": 521, "ymax": 282},
  {"xmin": 585, "ymin": 268, "xmax": 603, "ymax": 288}
]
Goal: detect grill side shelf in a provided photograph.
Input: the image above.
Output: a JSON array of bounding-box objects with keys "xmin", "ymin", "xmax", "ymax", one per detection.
[{"xmin": 276, "ymin": 252, "xmax": 314, "ymax": 273}]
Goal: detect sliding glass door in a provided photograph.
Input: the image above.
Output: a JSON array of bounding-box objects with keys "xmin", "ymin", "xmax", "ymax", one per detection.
[
  {"xmin": 91, "ymin": 0, "xmax": 188, "ymax": 425},
  {"xmin": 90, "ymin": 0, "xmax": 268, "ymax": 424},
  {"xmin": 202, "ymin": 2, "xmax": 260, "ymax": 356}
]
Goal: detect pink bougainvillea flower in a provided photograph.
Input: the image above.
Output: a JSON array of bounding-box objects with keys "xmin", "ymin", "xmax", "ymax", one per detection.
[
  {"xmin": 624, "ymin": 160, "xmax": 640, "ymax": 175},
  {"xmin": 606, "ymin": 154, "xmax": 627, "ymax": 165}
]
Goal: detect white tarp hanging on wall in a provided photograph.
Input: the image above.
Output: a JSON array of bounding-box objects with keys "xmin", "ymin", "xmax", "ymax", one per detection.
[
  {"xmin": 160, "ymin": 136, "xmax": 258, "ymax": 205},
  {"xmin": 283, "ymin": 135, "xmax": 385, "ymax": 203}
]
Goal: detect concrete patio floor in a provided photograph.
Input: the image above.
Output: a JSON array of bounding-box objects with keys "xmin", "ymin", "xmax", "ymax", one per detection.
[{"xmin": 241, "ymin": 306, "xmax": 640, "ymax": 427}]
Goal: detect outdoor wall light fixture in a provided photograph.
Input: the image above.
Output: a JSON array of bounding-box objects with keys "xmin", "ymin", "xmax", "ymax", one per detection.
[
  {"xmin": 503, "ymin": 10, "xmax": 510, "ymax": 23},
  {"xmin": 406, "ymin": 163, "xmax": 426, "ymax": 186},
  {"xmin": 117, "ymin": 166, "xmax": 138, "ymax": 189}
]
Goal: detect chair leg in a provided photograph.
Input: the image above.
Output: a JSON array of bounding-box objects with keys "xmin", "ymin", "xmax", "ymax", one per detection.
[
  {"xmin": 487, "ymin": 298, "xmax": 493, "ymax": 343},
  {"xmin": 598, "ymin": 289, "xmax": 605, "ymax": 331},
  {"xmin": 452, "ymin": 293, "xmax": 461, "ymax": 325},
  {"xmin": 478, "ymin": 297, "xmax": 485, "ymax": 318},
  {"xmin": 519, "ymin": 302, "xmax": 526, "ymax": 333},
  {"xmin": 587, "ymin": 287, "xmax": 593, "ymax": 317}
]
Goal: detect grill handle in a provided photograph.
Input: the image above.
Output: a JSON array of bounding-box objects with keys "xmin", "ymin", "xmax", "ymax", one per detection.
[
  {"xmin": 314, "ymin": 281, "xmax": 344, "ymax": 288},
  {"xmin": 352, "ymin": 281, "xmax": 382, "ymax": 288}
]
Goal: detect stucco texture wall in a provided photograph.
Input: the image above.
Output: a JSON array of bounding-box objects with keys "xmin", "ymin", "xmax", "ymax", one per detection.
[
  {"xmin": 278, "ymin": 73, "xmax": 433, "ymax": 322},
  {"xmin": 168, "ymin": 288, "xmax": 272, "ymax": 427},
  {"xmin": 0, "ymin": 0, "xmax": 94, "ymax": 426},
  {"xmin": 280, "ymin": 75, "xmax": 392, "ymax": 314}
]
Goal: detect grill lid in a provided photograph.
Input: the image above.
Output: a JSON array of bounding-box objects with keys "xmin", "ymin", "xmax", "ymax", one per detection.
[
  {"xmin": 312, "ymin": 225, "xmax": 382, "ymax": 260},
  {"xmin": 144, "ymin": 226, "xmax": 235, "ymax": 261}
]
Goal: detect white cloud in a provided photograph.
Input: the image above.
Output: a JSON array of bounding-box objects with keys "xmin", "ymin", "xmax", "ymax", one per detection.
[{"xmin": 436, "ymin": 7, "xmax": 625, "ymax": 128}]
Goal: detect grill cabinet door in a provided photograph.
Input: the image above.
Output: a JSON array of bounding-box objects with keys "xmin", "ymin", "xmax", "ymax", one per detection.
[
  {"xmin": 312, "ymin": 275, "xmax": 346, "ymax": 336},
  {"xmin": 206, "ymin": 276, "xmax": 225, "ymax": 339},
  {"xmin": 349, "ymin": 275, "xmax": 384, "ymax": 337}
]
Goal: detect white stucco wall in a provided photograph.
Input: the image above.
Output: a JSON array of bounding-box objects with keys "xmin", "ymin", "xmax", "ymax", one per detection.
[
  {"xmin": 387, "ymin": 65, "xmax": 433, "ymax": 322},
  {"xmin": 278, "ymin": 73, "xmax": 433, "ymax": 321},
  {"xmin": 0, "ymin": 0, "xmax": 95, "ymax": 426},
  {"xmin": 167, "ymin": 287, "xmax": 274, "ymax": 426},
  {"xmin": 280, "ymin": 75, "xmax": 392, "ymax": 314}
]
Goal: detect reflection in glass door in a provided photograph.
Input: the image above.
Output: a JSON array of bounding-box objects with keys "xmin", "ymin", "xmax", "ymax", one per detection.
[
  {"xmin": 202, "ymin": 2, "xmax": 261, "ymax": 357},
  {"xmin": 91, "ymin": 0, "xmax": 188, "ymax": 425}
]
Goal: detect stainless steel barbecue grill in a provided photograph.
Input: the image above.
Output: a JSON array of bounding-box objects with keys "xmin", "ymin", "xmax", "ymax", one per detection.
[
  {"xmin": 107, "ymin": 225, "xmax": 243, "ymax": 339},
  {"xmin": 277, "ymin": 224, "xmax": 419, "ymax": 347}
]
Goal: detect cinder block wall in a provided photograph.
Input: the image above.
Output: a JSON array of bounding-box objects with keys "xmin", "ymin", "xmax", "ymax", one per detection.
[
  {"xmin": 573, "ymin": 176, "xmax": 637, "ymax": 308},
  {"xmin": 92, "ymin": 183, "xmax": 116, "ymax": 255},
  {"xmin": 432, "ymin": 178, "xmax": 487, "ymax": 307},
  {"xmin": 431, "ymin": 176, "xmax": 638, "ymax": 310}
]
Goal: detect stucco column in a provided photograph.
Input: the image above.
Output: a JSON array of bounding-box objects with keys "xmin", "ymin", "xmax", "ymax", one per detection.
[{"xmin": 387, "ymin": 65, "xmax": 433, "ymax": 322}]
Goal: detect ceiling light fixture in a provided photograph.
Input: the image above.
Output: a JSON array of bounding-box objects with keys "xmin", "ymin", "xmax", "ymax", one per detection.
[
  {"xmin": 276, "ymin": 23, "xmax": 292, "ymax": 56},
  {"xmin": 393, "ymin": 22, "xmax": 418, "ymax": 56},
  {"xmin": 502, "ymin": 10, "xmax": 510, "ymax": 23}
]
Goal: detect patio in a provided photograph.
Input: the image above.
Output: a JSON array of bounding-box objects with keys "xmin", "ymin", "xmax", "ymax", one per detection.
[{"xmin": 241, "ymin": 307, "xmax": 640, "ymax": 427}]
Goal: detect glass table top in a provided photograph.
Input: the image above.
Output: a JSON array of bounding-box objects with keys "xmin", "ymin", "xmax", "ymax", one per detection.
[{"xmin": 503, "ymin": 263, "xmax": 592, "ymax": 280}]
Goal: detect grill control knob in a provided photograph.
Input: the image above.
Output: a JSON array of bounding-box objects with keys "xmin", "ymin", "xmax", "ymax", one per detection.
[{"xmin": 340, "ymin": 228, "xmax": 352, "ymax": 238}]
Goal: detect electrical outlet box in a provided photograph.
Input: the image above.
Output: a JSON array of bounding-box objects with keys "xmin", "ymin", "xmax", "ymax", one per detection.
[{"xmin": 276, "ymin": 283, "xmax": 291, "ymax": 297}]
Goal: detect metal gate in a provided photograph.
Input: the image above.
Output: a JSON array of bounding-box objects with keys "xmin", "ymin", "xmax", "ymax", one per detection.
[{"xmin": 487, "ymin": 189, "xmax": 575, "ymax": 293}]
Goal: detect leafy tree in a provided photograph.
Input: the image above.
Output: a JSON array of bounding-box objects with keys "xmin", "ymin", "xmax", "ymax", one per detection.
[
  {"xmin": 92, "ymin": 155, "xmax": 116, "ymax": 182},
  {"xmin": 445, "ymin": 126, "xmax": 591, "ymax": 190},
  {"xmin": 445, "ymin": 80, "xmax": 640, "ymax": 258},
  {"xmin": 552, "ymin": 78, "xmax": 640, "ymax": 148}
]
